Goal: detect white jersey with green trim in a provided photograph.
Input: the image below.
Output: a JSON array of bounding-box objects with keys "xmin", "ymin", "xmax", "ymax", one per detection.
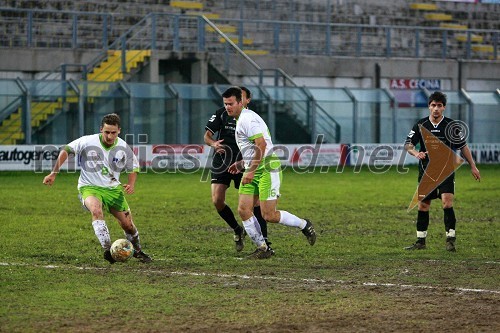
[
  {"xmin": 235, "ymin": 108, "xmax": 275, "ymax": 169},
  {"xmin": 66, "ymin": 134, "xmax": 140, "ymax": 189}
]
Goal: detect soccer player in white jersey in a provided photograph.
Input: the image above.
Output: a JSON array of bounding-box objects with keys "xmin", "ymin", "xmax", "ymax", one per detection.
[
  {"xmin": 43, "ymin": 113, "xmax": 152, "ymax": 264},
  {"xmin": 223, "ymin": 86, "xmax": 316, "ymax": 259}
]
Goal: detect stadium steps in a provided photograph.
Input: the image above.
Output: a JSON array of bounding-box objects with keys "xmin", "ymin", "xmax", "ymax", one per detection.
[
  {"xmin": 409, "ymin": 3, "xmax": 438, "ymax": 11},
  {"xmin": 0, "ymin": 50, "xmax": 151, "ymax": 144},
  {"xmin": 455, "ymin": 33, "xmax": 484, "ymax": 43},
  {"xmin": 472, "ymin": 44, "xmax": 494, "ymax": 53},
  {"xmin": 218, "ymin": 37, "xmax": 254, "ymax": 46},
  {"xmin": 207, "ymin": 23, "xmax": 269, "ymax": 56},
  {"xmin": 243, "ymin": 49, "xmax": 270, "ymax": 56},
  {"xmin": 85, "ymin": 49, "xmax": 151, "ymax": 100},
  {"xmin": 0, "ymin": 100, "xmax": 59, "ymax": 144},
  {"xmin": 87, "ymin": 50, "xmax": 151, "ymax": 82},
  {"xmin": 424, "ymin": 13, "xmax": 453, "ymax": 21},
  {"xmin": 0, "ymin": 111, "xmax": 24, "ymax": 144},
  {"xmin": 186, "ymin": 11, "xmax": 220, "ymax": 20},
  {"xmin": 206, "ymin": 24, "xmax": 238, "ymax": 34},
  {"xmin": 170, "ymin": 1, "xmax": 203, "ymax": 10},
  {"xmin": 439, "ymin": 23, "xmax": 468, "ymax": 30},
  {"xmin": 171, "ymin": 0, "xmax": 231, "ymax": 45},
  {"xmin": 171, "ymin": 1, "xmax": 220, "ymax": 20}
]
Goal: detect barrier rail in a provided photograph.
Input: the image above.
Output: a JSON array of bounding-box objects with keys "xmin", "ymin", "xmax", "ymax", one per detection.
[{"xmin": 0, "ymin": 8, "xmax": 498, "ymax": 60}]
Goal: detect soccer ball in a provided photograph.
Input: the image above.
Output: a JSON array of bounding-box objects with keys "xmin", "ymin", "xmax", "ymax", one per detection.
[{"xmin": 110, "ymin": 239, "xmax": 135, "ymax": 262}]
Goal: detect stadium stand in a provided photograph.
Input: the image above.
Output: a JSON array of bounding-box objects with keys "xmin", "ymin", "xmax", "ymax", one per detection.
[
  {"xmin": 0, "ymin": 1, "xmax": 498, "ymax": 144},
  {"xmin": 4, "ymin": 0, "xmax": 497, "ymax": 27},
  {"xmin": 1, "ymin": 1, "xmax": 497, "ymax": 58},
  {"xmin": 2, "ymin": 1, "xmax": 498, "ymax": 51}
]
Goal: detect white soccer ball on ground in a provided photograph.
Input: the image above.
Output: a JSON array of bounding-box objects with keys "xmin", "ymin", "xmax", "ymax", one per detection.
[{"xmin": 110, "ymin": 238, "xmax": 135, "ymax": 262}]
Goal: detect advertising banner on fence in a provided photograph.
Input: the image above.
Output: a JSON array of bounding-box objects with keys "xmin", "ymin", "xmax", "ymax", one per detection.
[
  {"xmin": 136, "ymin": 144, "xmax": 210, "ymax": 173},
  {"xmin": 139, "ymin": 143, "xmax": 349, "ymax": 171},
  {"xmin": 1, "ymin": 143, "xmax": 497, "ymax": 171},
  {"xmin": 468, "ymin": 143, "xmax": 500, "ymax": 164},
  {"xmin": 278, "ymin": 143, "xmax": 348, "ymax": 168},
  {"xmin": 0, "ymin": 145, "xmax": 67, "ymax": 171},
  {"xmin": 0, "ymin": 144, "xmax": 348, "ymax": 171},
  {"xmin": 348, "ymin": 144, "xmax": 419, "ymax": 167}
]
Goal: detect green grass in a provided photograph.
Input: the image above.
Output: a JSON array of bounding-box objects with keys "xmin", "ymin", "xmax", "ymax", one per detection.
[{"xmin": 0, "ymin": 166, "xmax": 499, "ymax": 332}]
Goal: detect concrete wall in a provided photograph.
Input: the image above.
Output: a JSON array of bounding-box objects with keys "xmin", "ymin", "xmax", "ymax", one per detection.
[{"xmin": 0, "ymin": 48, "xmax": 498, "ymax": 90}]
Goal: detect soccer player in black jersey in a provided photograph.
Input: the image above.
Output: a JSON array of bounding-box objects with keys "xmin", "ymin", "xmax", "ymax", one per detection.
[
  {"xmin": 204, "ymin": 87, "xmax": 271, "ymax": 253},
  {"xmin": 404, "ymin": 91, "xmax": 480, "ymax": 251}
]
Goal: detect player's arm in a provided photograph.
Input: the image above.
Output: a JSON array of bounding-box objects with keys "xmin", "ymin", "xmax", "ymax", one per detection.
[
  {"xmin": 404, "ymin": 126, "xmax": 427, "ymax": 160},
  {"xmin": 249, "ymin": 136, "xmax": 266, "ymax": 173},
  {"xmin": 204, "ymin": 130, "xmax": 225, "ymax": 154},
  {"xmin": 460, "ymin": 145, "xmax": 481, "ymax": 181},
  {"xmin": 241, "ymin": 136, "xmax": 266, "ymax": 185},
  {"xmin": 228, "ymin": 160, "xmax": 244, "ymax": 174},
  {"xmin": 404, "ymin": 124, "xmax": 427, "ymax": 160},
  {"xmin": 123, "ymin": 172, "xmax": 137, "ymax": 194},
  {"xmin": 123, "ymin": 146, "xmax": 140, "ymax": 194},
  {"xmin": 404, "ymin": 142, "xmax": 426, "ymax": 160},
  {"xmin": 43, "ymin": 147, "xmax": 70, "ymax": 186}
]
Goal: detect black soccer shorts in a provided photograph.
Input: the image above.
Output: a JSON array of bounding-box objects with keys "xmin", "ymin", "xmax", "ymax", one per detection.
[
  {"xmin": 210, "ymin": 169, "xmax": 243, "ymax": 188},
  {"xmin": 419, "ymin": 173, "xmax": 455, "ymax": 201}
]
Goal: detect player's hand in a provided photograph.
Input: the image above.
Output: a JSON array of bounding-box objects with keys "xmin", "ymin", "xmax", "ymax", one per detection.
[
  {"xmin": 123, "ymin": 183, "xmax": 135, "ymax": 194},
  {"xmin": 241, "ymin": 171, "xmax": 254, "ymax": 185},
  {"xmin": 211, "ymin": 139, "xmax": 226, "ymax": 154},
  {"xmin": 471, "ymin": 167, "xmax": 481, "ymax": 182},
  {"xmin": 415, "ymin": 151, "xmax": 427, "ymax": 160},
  {"xmin": 43, "ymin": 173, "xmax": 56, "ymax": 186},
  {"xmin": 228, "ymin": 161, "xmax": 244, "ymax": 174}
]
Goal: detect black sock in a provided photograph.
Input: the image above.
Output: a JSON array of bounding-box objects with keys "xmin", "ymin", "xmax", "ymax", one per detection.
[
  {"xmin": 443, "ymin": 207, "xmax": 456, "ymax": 233},
  {"xmin": 253, "ymin": 206, "xmax": 268, "ymax": 239},
  {"xmin": 416, "ymin": 210, "xmax": 429, "ymax": 244},
  {"xmin": 218, "ymin": 205, "xmax": 240, "ymax": 232}
]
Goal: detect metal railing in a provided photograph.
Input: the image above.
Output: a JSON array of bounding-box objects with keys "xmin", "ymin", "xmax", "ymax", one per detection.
[
  {"xmin": 0, "ymin": 79, "xmax": 498, "ymax": 145},
  {"xmin": 1, "ymin": 8, "xmax": 498, "ymax": 144},
  {"xmin": 199, "ymin": 15, "xmax": 340, "ymax": 142},
  {"xmin": 1, "ymin": 8, "xmax": 498, "ymax": 61}
]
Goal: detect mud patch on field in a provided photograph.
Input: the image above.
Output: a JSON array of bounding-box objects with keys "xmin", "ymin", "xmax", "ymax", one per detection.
[{"xmin": 163, "ymin": 285, "xmax": 500, "ymax": 333}]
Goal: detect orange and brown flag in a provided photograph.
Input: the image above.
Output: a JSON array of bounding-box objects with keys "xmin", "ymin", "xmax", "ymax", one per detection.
[{"xmin": 408, "ymin": 124, "xmax": 464, "ymax": 211}]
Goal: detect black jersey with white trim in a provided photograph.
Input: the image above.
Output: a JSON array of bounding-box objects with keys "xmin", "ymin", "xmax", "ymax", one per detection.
[
  {"xmin": 405, "ymin": 116, "xmax": 466, "ymax": 169},
  {"xmin": 205, "ymin": 107, "xmax": 241, "ymax": 164}
]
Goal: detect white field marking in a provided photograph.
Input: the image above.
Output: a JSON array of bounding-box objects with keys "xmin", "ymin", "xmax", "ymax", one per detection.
[
  {"xmin": 2, "ymin": 261, "xmax": 499, "ymax": 295},
  {"xmin": 322, "ymin": 258, "xmax": 500, "ymax": 265}
]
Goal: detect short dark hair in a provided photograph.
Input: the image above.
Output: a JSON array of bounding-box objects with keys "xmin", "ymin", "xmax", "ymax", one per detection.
[
  {"xmin": 222, "ymin": 86, "xmax": 242, "ymax": 102},
  {"xmin": 101, "ymin": 113, "xmax": 121, "ymax": 128},
  {"xmin": 428, "ymin": 91, "xmax": 447, "ymax": 106},
  {"xmin": 240, "ymin": 86, "xmax": 251, "ymax": 99}
]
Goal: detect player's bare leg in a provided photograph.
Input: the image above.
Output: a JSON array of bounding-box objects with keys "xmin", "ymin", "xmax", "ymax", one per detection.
[
  {"xmin": 211, "ymin": 183, "xmax": 228, "ymax": 211},
  {"xmin": 111, "ymin": 208, "xmax": 152, "ymax": 263}
]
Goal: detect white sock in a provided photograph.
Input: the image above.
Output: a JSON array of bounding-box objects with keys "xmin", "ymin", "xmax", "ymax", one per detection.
[
  {"xmin": 125, "ymin": 230, "xmax": 141, "ymax": 251},
  {"xmin": 92, "ymin": 220, "xmax": 111, "ymax": 250},
  {"xmin": 417, "ymin": 231, "xmax": 427, "ymax": 238},
  {"xmin": 279, "ymin": 210, "xmax": 307, "ymax": 229},
  {"xmin": 446, "ymin": 229, "xmax": 456, "ymax": 238},
  {"xmin": 243, "ymin": 216, "xmax": 266, "ymax": 248}
]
